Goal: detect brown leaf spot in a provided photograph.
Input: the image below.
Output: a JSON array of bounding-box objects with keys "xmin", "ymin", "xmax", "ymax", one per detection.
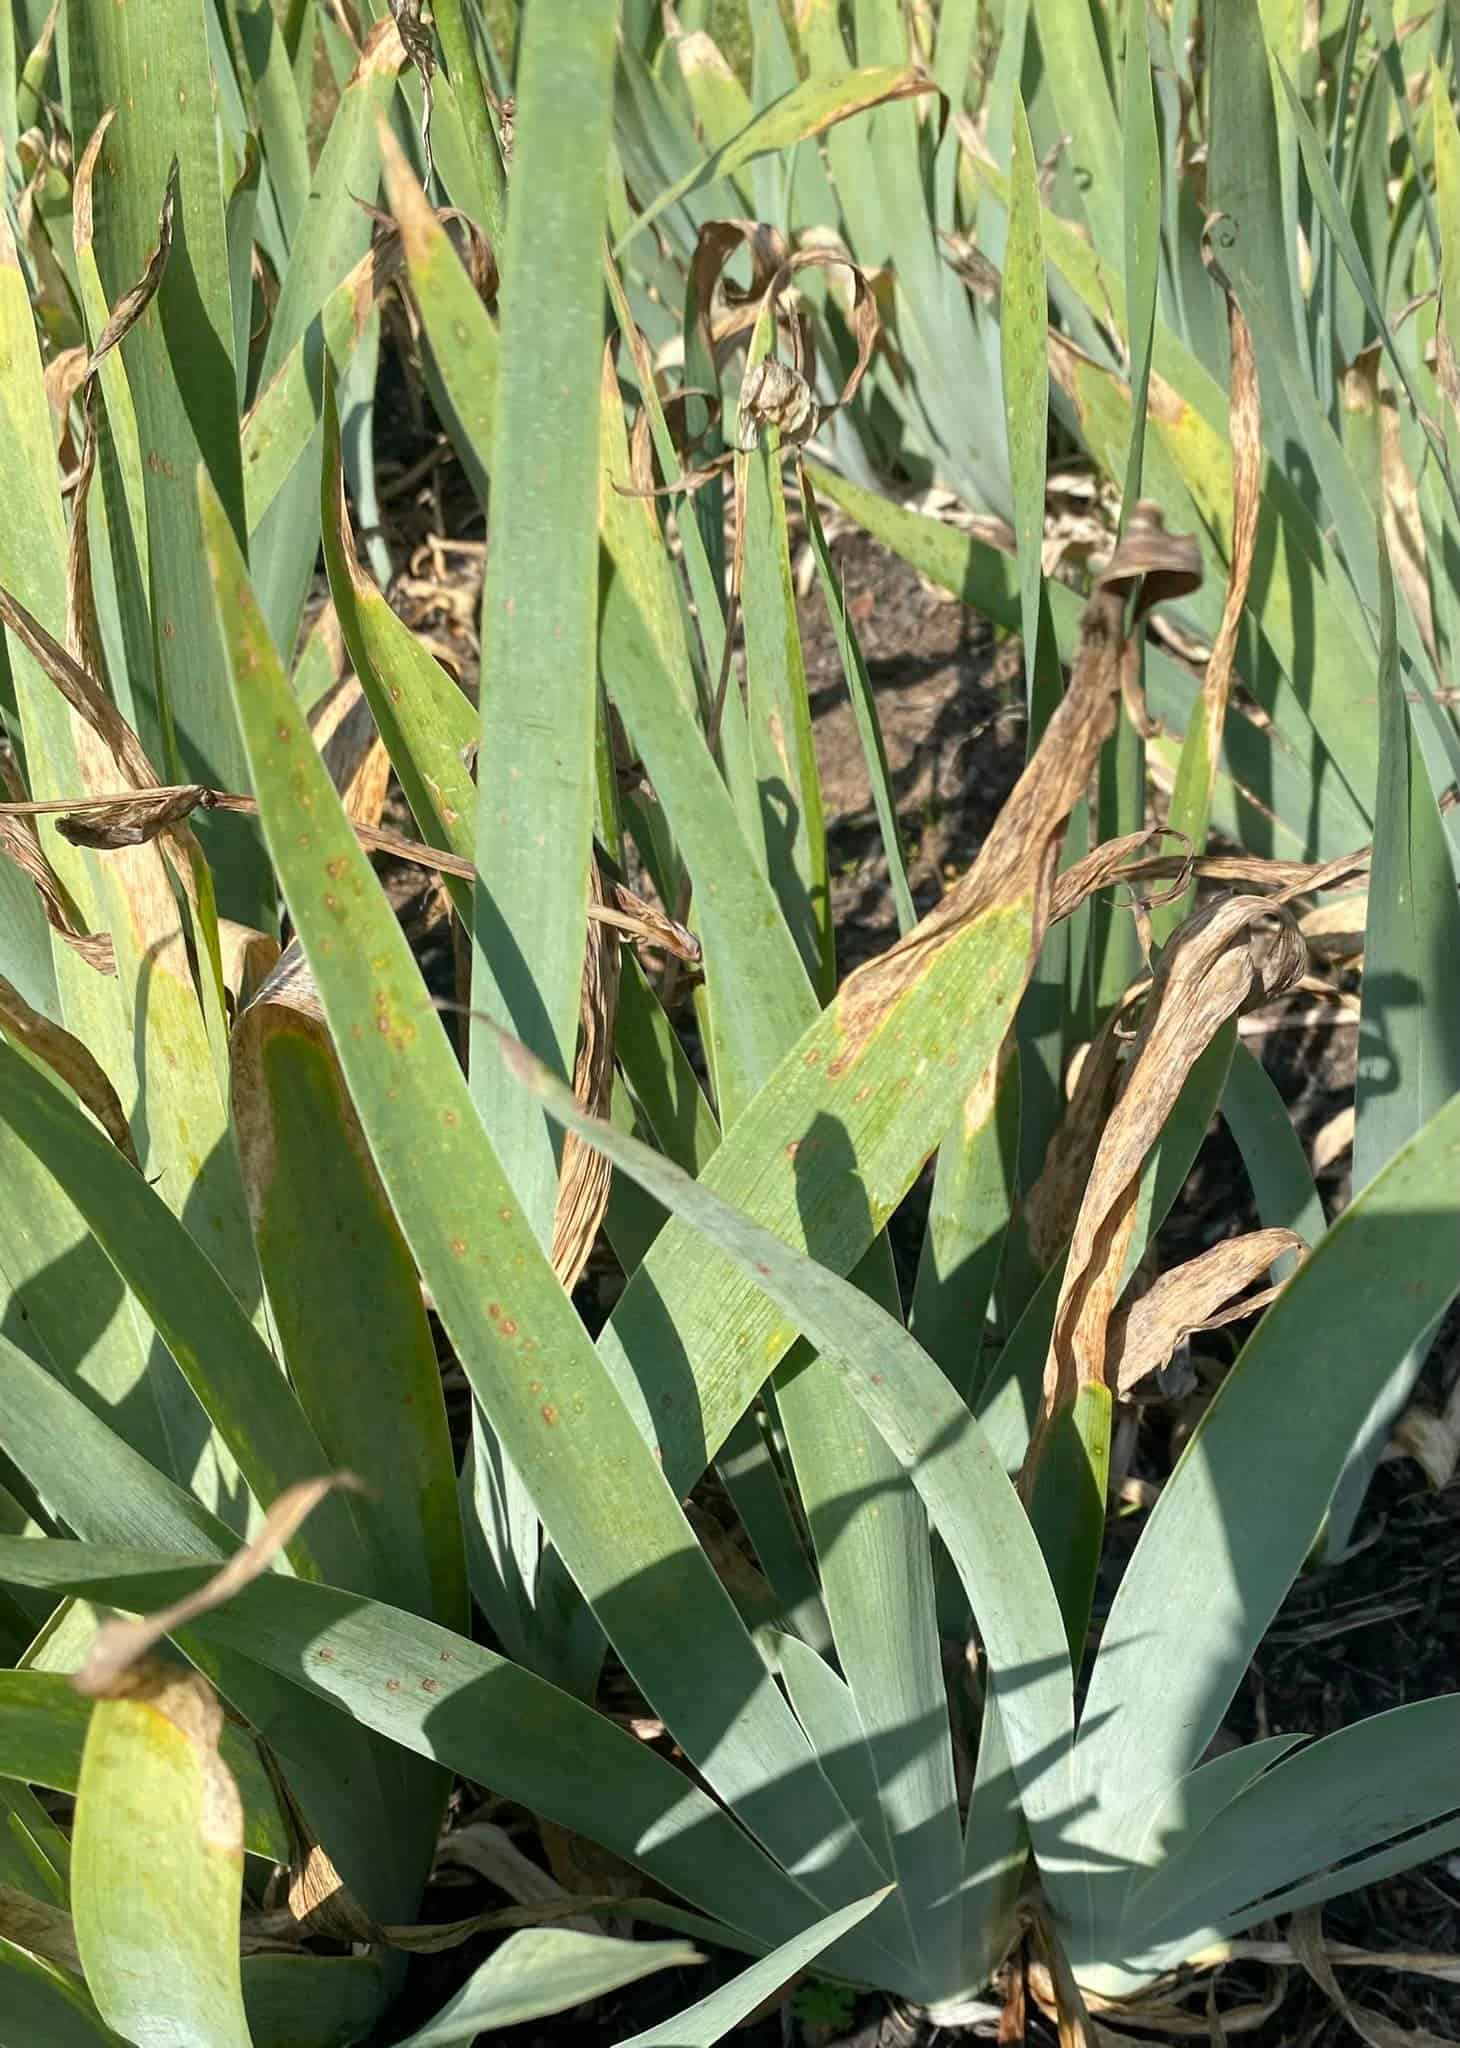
[
  {"xmin": 421, "ymin": 1678, "xmax": 441, "ymax": 1694},
  {"xmin": 541, "ymin": 1404, "xmax": 560, "ymax": 1426}
]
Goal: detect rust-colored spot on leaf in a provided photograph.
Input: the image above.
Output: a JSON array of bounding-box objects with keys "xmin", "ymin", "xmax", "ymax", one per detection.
[{"xmin": 541, "ymin": 1404, "xmax": 560, "ymax": 1427}]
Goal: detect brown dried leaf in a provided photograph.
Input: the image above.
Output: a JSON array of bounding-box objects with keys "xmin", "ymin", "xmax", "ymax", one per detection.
[
  {"xmin": 1285, "ymin": 1909, "xmax": 1457, "ymax": 2048},
  {"xmin": 833, "ymin": 507, "xmax": 1200, "ymax": 1060},
  {"xmin": 1299, "ymin": 892, "xmax": 1367, "ymax": 963},
  {"xmin": 688, "ymin": 218, "xmax": 790, "ymax": 369},
  {"xmin": 378, "ymin": 1893, "xmax": 654, "ymax": 1953},
  {"xmin": 310, "ymin": 679, "xmax": 391, "ymax": 829},
  {"xmin": 0, "ymin": 972, "xmax": 136, "ymax": 1161},
  {"xmin": 0, "ymin": 812, "xmax": 114, "ymax": 973},
  {"xmin": 438, "ymin": 1820, "xmax": 596, "ymax": 1933},
  {"xmin": 87, "ymin": 152, "xmax": 178, "ymax": 370},
  {"xmin": 0, "ymin": 582, "xmax": 158, "ymax": 792},
  {"xmin": 217, "ymin": 920, "xmax": 282, "ymax": 1012},
  {"xmin": 737, "ymin": 355, "xmax": 817, "ymax": 452},
  {"xmin": 1030, "ymin": 895, "xmax": 1308, "ymax": 1445},
  {"xmin": 1051, "ymin": 827, "xmax": 1192, "ymax": 925},
  {"xmin": 71, "ymin": 1475, "xmax": 364, "ymax": 1698},
  {"xmin": 56, "ymin": 784, "xmax": 213, "ymax": 849},
  {"xmin": 1023, "ymin": 997, "xmax": 1140, "ymax": 1269},
  {"xmin": 599, "ymin": 881, "xmax": 700, "ymax": 965},
  {"xmin": 1109, "ymin": 1228, "xmax": 1306, "ymax": 1395},
  {"xmin": 550, "ymin": 858, "xmax": 621, "ymax": 1293}
]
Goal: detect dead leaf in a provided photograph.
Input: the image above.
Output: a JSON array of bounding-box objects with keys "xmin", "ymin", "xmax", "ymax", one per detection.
[
  {"xmin": 1388, "ymin": 1363, "xmax": 1460, "ymax": 1489},
  {"xmin": 217, "ymin": 921, "xmax": 282, "ymax": 1013},
  {"xmin": 834, "ymin": 506, "xmax": 1201, "ymax": 1072},
  {"xmin": 0, "ymin": 812, "xmax": 114, "ymax": 973},
  {"xmin": 309, "ymin": 679, "xmax": 392, "ymax": 830},
  {"xmin": 437, "ymin": 1821, "xmax": 597, "ymax": 1935},
  {"xmin": 71, "ymin": 1475, "xmax": 364, "ymax": 1697},
  {"xmin": 1023, "ymin": 997, "xmax": 1141, "ymax": 1269},
  {"xmin": 1286, "ymin": 1908, "xmax": 1457, "ymax": 2048},
  {"xmin": 0, "ymin": 973, "xmax": 137, "ymax": 1162},
  {"xmin": 1051, "ymin": 827, "xmax": 1192, "ymax": 926},
  {"xmin": 1109, "ymin": 1228, "xmax": 1306, "ymax": 1395},
  {"xmin": 56, "ymin": 784, "xmax": 213, "ymax": 849},
  {"xmin": 550, "ymin": 858, "xmax": 621, "ymax": 1293},
  {"xmin": 1029, "ymin": 895, "xmax": 1307, "ymax": 1455}
]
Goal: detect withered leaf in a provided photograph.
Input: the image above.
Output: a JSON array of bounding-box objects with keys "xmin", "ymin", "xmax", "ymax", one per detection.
[
  {"xmin": 57, "ymin": 784, "xmax": 214, "ymax": 849},
  {"xmin": 0, "ymin": 812, "xmax": 114, "ymax": 973},
  {"xmin": 0, "ymin": 972, "xmax": 136, "ymax": 1161},
  {"xmin": 550, "ymin": 857, "xmax": 621, "ymax": 1294},
  {"xmin": 1029, "ymin": 895, "xmax": 1308, "ymax": 1456},
  {"xmin": 834, "ymin": 505, "xmax": 1200, "ymax": 1052},
  {"xmin": 72, "ymin": 1474, "xmax": 364, "ymax": 1698},
  {"xmin": 1109, "ymin": 1227, "xmax": 1307, "ymax": 1395}
]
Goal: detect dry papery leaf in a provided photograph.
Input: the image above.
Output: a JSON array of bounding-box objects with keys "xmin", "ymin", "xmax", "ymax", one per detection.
[
  {"xmin": 1023, "ymin": 993, "xmax": 1140, "ymax": 1269},
  {"xmin": 832, "ymin": 504, "xmax": 1201, "ymax": 1050},
  {"xmin": 624, "ymin": 220, "xmax": 882, "ymax": 495},
  {"xmin": 0, "ymin": 809, "xmax": 114, "ymax": 972},
  {"xmin": 1027, "ymin": 893, "xmax": 1308, "ymax": 1466},
  {"xmin": 437, "ymin": 1820, "xmax": 598, "ymax": 1935},
  {"xmin": 1282, "ymin": 1908, "xmax": 1458, "ymax": 2048},
  {"xmin": 549, "ymin": 856, "xmax": 620, "ymax": 1294},
  {"xmin": 71, "ymin": 1474, "xmax": 364, "ymax": 1698},
  {"xmin": 0, "ymin": 784, "xmax": 700, "ymax": 965},
  {"xmin": 1386, "ymin": 1367, "xmax": 1460, "ymax": 1490},
  {"xmin": 217, "ymin": 919, "xmax": 283, "ymax": 1013},
  {"xmin": 1027, "ymin": 1953, "xmax": 1288, "ymax": 2040},
  {"xmin": 0, "ymin": 971, "xmax": 136, "ymax": 1161},
  {"xmin": 1109, "ymin": 1227, "xmax": 1306, "ymax": 1396},
  {"xmin": 309, "ymin": 678, "xmax": 392, "ymax": 830}
]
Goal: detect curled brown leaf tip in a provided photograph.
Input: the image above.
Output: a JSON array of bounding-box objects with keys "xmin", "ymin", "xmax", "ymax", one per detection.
[
  {"xmin": 1110, "ymin": 1227, "xmax": 1308, "ymax": 1396},
  {"xmin": 1028, "ymin": 894, "xmax": 1309, "ymax": 1463},
  {"xmin": 72, "ymin": 1473, "xmax": 365, "ymax": 1699},
  {"xmin": 737, "ymin": 356, "xmax": 817, "ymax": 452},
  {"xmin": 57, "ymin": 784, "xmax": 214, "ymax": 849}
]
